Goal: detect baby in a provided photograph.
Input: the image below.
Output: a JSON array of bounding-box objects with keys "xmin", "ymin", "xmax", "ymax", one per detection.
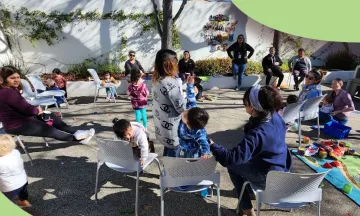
[
  {"xmin": 112, "ymin": 118, "xmax": 154, "ymax": 165},
  {"xmin": 320, "ymin": 94, "xmax": 334, "ymax": 114},
  {"xmin": 0, "ymin": 135, "xmax": 31, "ymax": 207}
]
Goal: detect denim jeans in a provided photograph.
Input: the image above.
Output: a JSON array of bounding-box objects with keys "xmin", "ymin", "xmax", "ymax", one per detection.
[
  {"xmin": 228, "ymin": 165, "xmax": 267, "ymax": 210},
  {"xmin": 163, "ymin": 146, "xmax": 178, "ymax": 157},
  {"xmin": 232, "ymin": 62, "xmax": 247, "ymax": 87},
  {"xmin": 106, "ymin": 87, "xmax": 116, "ymax": 98},
  {"xmin": 318, "ymin": 111, "xmax": 348, "ymax": 125}
]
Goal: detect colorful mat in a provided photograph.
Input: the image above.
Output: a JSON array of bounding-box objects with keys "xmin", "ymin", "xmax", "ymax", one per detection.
[{"xmin": 291, "ymin": 149, "xmax": 360, "ymax": 206}]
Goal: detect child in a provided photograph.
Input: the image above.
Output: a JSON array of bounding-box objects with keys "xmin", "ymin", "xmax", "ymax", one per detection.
[
  {"xmin": 52, "ymin": 68, "xmax": 67, "ymax": 98},
  {"xmin": 44, "ymin": 79, "xmax": 66, "ymax": 107},
  {"xmin": 101, "ymin": 71, "xmax": 119, "ymax": 102},
  {"xmin": 319, "ymin": 94, "xmax": 334, "ymax": 114},
  {"xmin": 127, "ymin": 69, "xmax": 149, "ymax": 129},
  {"xmin": 0, "ymin": 135, "xmax": 30, "ymax": 207},
  {"xmin": 278, "ymin": 94, "xmax": 298, "ymax": 117},
  {"xmin": 112, "ymin": 118, "xmax": 154, "ymax": 165}
]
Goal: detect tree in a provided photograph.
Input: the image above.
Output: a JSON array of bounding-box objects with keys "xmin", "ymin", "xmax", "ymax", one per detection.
[
  {"xmin": 272, "ymin": 29, "xmax": 281, "ymax": 56},
  {"xmin": 151, "ymin": 0, "xmax": 187, "ymax": 49}
]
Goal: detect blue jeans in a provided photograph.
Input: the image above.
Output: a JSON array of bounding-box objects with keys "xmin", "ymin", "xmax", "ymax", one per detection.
[
  {"xmin": 232, "ymin": 62, "xmax": 247, "ymax": 87},
  {"xmin": 106, "ymin": 87, "xmax": 116, "ymax": 98},
  {"xmin": 318, "ymin": 111, "xmax": 348, "ymax": 125},
  {"xmin": 134, "ymin": 108, "xmax": 147, "ymax": 128},
  {"xmin": 228, "ymin": 165, "xmax": 267, "ymax": 210},
  {"xmin": 163, "ymin": 146, "xmax": 178, "ymax": 157}
]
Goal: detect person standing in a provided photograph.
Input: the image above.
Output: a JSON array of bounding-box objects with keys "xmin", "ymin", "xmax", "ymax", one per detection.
[
  {"xmin": 178, "ymin": 51, "xmax": 195, "ymax": 82},
  {"xmin": 262, "ymin": 47, "xmax": 284, "ymax": 90},
  {"xmin": 288, "ymin": 48, "xmax": 312, "ymax": 90},
  {"xmin": 227, "ymin": 34, "xmax": 254, "ymax": 91},
  {"xmin": 124, "ymin": 50, "xmax": 145, "ymax": 77}
]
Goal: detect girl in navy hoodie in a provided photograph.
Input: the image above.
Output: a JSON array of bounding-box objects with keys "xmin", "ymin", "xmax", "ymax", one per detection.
[{"xmin": 210, "ymin": 85, "xmax": 292, "ymax": 216}]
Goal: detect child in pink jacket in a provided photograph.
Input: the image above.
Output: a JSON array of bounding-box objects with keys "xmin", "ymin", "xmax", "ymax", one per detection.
[{"xmin": 127, "ymin": 69, "xmax": 149, "ymax": 129}]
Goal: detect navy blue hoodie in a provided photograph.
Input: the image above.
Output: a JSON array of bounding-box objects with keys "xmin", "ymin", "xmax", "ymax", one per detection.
[{"xmin": 210, "ymin": 112, "xmax": 292, "ymax": 172}]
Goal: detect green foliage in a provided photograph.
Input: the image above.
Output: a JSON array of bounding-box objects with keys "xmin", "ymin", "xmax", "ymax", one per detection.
[
  {"xmin": 324, "ymin": 49, "xmax": 359, "ymax": 70},
  {"xmin": 194, "ymin": 58, "xmax": 232, "ymax": 76},
  {"xmin": 246, "ymin": 61, "xmax": 263, "ymax": 74},
  {"xmin": 97, "ymin": 62, "xmax": 121, "ymax": 73}
]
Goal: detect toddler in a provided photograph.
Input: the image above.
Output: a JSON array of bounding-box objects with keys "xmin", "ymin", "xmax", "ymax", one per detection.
[
  {"xmin": 127, "ymin": 69, "xmax": 149, "ymax": 129},
  {"xmin": 319, "ymin": 94, "xmax": 334, "ymax": 114},
  {"xmin": 101, "ymin": 71, "xmax": 119, "ymax": 102},
  {"xmin": 112, "ymin": 118, "xmax": 154, "ymax": 165},
  {"xmin": 0, "ymin": 135, "xmax": 30, "ymax": 207},
  {"xmin": 52, "ymin": 68, "xmax": 67, "ymax": 98}
]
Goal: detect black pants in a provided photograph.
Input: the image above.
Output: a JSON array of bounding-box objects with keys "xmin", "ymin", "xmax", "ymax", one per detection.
[
  {"xmin": 60, "ymin": 87, "xmax": 67, "ymax": 98},
  {"xmin": 195, "ymin": 83, "xmax": 203, "ymax": 99},
  {"xmin": 3, "ymin": 182, "xmax": 29, "ymax": 202},
  {"xmin": 264, "ymin": 68, "xmax": 284, "ymax": 87},
  {"xmin": 293, "ymin": 69, "xmax": 306, "ymax": 87},
  {"xmin": 6, "ymin": 113, "xmax": 77, "ymax": 141},
  {"xmin": 179, "ymin": 72, "xmax": 194, "ymax": 82}
]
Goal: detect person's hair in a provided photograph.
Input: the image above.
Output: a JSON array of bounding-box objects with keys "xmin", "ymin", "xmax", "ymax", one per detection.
[
  {"xmin": 112, "ymin": 118, "xmax": 131, "ymax": 139},
  {"xmin": 324, "ymin": 94, "xmax": 334, "ymax": 104},
  {"xmin": 269, "ymin": 47, "xmax": 275, "ymax": 51},
  {"xmin": 286, "ymin": 94, "xmax": 298, "ymax": 104},
  {"xmin": 298, "ymin": 48, "xmax": 305, "ymax": 53},
  {"xmin": 52, "ymin": 68, "xmax": 61, "ymax": 74},
  {"xmin": 0, "ymin": 135, "xmax": 16, "ymax": 157},
  {"xmin": 152, "ymin": 49, "xmax": 178, "ymax": 84},
  {"xmin": 129, "ymin": 50, "xmax": 135, "ymax": 56},
  {"xmin": 0, "ymin": 66, "xmax": 22, "ymax": 91},
  {"xmin": 183, "ymin": 50, "xmax": 190, "ymax": 58},
  {"xmin": 237, "ymin": 34, "xmax": 245, "ymax": 44},
  {"xmin": 186, "ymin": 107, "xmax": 209, "ymax": 130},
  {"xmin": 308, "ymin": 69, "xmax": 324, "ymax": 84},
  {"xmin": 243, "ymin": 86, "xmax": 283, "ymax": 114},
  {"xmin": 130, "ymin": 69, "xmax": 141, "ymax": 83},
  {"xmin": 104, "ymin": 71, "xmax": 111, "ymax": 76},
  {"xmin": 333, "ymin": 78, "xmax": 344, "ymax": 86}
]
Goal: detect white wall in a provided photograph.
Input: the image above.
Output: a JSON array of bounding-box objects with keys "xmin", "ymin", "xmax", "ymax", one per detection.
[
  {"xmin": 0, "ymin": 28, "xmax": 13, "ymax": 65},
  {"xmin": 2, "ymin": 0, "xmax": 360, "ymax": 74}
]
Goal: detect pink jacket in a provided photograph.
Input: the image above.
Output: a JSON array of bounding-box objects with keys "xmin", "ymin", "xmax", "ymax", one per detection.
[{"xmin": 127, "ymin": 82, "xmax": 149, "ymax": 110}]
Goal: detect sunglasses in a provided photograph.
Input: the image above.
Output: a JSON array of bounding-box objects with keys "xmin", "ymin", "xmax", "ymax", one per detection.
[
  {"xmin": 129, "ymin": 54, "xmax": 135, "ymax": 57},
  {"xmin": 305, "ymin": 75, "xmax": 314, "ymax": 80}
]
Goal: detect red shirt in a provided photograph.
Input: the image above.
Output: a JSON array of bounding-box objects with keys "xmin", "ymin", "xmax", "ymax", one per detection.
[{"xmin": 54, "ymin": 74, "xmax": 66, "ymax": 88}]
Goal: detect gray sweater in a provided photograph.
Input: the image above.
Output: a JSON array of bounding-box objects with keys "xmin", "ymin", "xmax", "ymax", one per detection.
[{"xmin": 152, "ymin": 77, "xmax": 186, "ymax": 148}]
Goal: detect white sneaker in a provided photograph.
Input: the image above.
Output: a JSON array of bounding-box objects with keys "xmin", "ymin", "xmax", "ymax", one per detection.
[
  {"xmin": 74, "ymin": 128, "xmax": 95, "ymax": 140},
  {"xmin": 79, "ymin": 128, "xmax": 95, "ymax": 144}
]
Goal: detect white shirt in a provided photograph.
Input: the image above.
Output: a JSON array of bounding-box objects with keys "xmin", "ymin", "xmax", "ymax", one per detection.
[
  {"xmin": 0, "ymin": 150, "xmax": 27, "ymax": 192},
  {"xmin": 130, "ymin": 122, "xmax": 149, "ymax": 160}
]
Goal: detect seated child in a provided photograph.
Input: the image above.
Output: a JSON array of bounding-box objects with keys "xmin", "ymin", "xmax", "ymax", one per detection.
[
  {"xmin": 278, "ymin": 94, "xmax": 299, "ymax": 132},
  {"xmin": 101, "ymin": 72, "xmax": 119, "ymax": 102},
  {"xmin": 319, "ymin": 94, "xmax": 334, "ymax": 114},
  {"xmin": 44, "ymin": 79, "xmax": 66, "ymax": 107},
  {"xmin": 112, "ymin": 118, "xmax": 154, "ymax": 165},
  {"xmin": 0, "ymin": 135, "xmax": 30, "ymax": 207},
  {"xmin": 52, "ymin": 68, "xmax": 67, "ymax": 98}
]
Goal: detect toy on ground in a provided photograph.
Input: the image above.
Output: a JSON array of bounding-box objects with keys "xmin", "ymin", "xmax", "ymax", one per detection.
[
  {"xmin": 302, "ymin": 136, "xmax": 310, "ymax": 144},
  {"xmin": 297, "ymin": 147, "xmax": 305, "ymax": 156},
  {"xmin": 343, "ymin": 184, "xmax": 353, "ymax": 194}
]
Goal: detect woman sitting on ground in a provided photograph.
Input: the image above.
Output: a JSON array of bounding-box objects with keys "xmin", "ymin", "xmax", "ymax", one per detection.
[
  {"xmin": 0, "ymin": 66, "xmax": 95, "ymax": 144},
  {"xmin": 319, "ymin": 78, "xmax": 354, "ymax": 125},
  {"xmin": 209, "ymin": 85, "xmax": 292, "ymax": 216}
]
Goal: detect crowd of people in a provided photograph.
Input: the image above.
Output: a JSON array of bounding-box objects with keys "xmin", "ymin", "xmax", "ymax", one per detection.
[{"xmin": 0, "ymin": 34, "xmax": 356, "ymax": 215}]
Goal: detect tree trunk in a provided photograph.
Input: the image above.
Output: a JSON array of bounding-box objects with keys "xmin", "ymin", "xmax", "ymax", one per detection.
[
  {"xmin": 273, "ymin": 29, "xmax": 281, "ymax": 56},
  {"xmin": 162, "ymin": 0, "xmax": 173, "ymax": 49}
]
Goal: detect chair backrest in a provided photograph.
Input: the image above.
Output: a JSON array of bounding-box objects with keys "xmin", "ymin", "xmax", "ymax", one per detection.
[
  {"xmin": 258, "ymin": 171, "xmax": 328, "ymax": 203},
  {"xmin": 26, "ymin": 75, "xmax": 46, "ymax": 91},
  {"xmin": 301, "ymin": 95, "xmax": 326, "ymax": 120},
  {"xmin": 95, "ymin": 138, "xmax": 139, "ymax": 171},
  {"xmin": 281, "ymin": 102, "xmax": 305, "ymax": 124},
  {"xmin": 160, "ymin": 157, "xmax": 219, "ymax": 188},
  {"xmin": 20, "ymin": 79, "xmax": 36, "ymax": 98},
  {"xmin": 87, "ymin": 69, "xmax": 101, "ymax": 85}
]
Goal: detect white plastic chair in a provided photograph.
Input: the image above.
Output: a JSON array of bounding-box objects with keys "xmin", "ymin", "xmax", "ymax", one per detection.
[
  {"xmin": 281, "ymin": 101, "xmax": 306, "ymax": 125},
  {"xmin": 20, "ymin": 79, "xmax": 62, "ymax": 118},
  {"xmin": 26, "ymin": 74, "xmax": 69, "ymax": 107},
  {"xmin": 159, "ymin": 157, "xmax": 221, "ymax": 216},
  {"xmin": 94, "ymin": 138, "xmax": 159, "ymax": 216},
  {"xmin": 298, "ymin": 95, "xmax": 326, "ymax": 145},
  {"xmin": 237, "ymin": 171, "xmax": 328, "ymax": 216},
  {"xmin": 87, "ymin": 69, "xmax": 121, "ymax": 106}
]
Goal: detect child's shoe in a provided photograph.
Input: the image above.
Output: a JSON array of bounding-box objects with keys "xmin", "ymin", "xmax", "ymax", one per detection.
[
  {"xmin": 16, "ymin": 199, "xmax": 32, "ymax": 208},
  {"xmin": 79, "ymin": 128, "xmax": 95, "ymax": 144}
]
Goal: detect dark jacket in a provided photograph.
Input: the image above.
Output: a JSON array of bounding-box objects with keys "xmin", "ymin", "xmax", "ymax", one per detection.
[
  {"xmin": 262, "ymin": 54, "xmax": 283, "ymax": 72},
  {"xmin": 124, "ymin": 60, "xmax": 145, "ymax": 76},
  {"xmin": 227, "ymin": 42, "xmax": 254, "ymax": 64},
  {"xmin": 210, "ymin": 112, "xmax": 292, "ymax": 173},
  {"xmin": 178, "ymin": 58, "xmax": 195, "ymax": 75}
]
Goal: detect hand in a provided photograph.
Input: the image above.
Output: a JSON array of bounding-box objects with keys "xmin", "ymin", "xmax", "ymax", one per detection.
[
  {"xmin": 274, "ymin": 62, "xmax": 280, "ymax": 66},
  {"xmin": 37, "ymin": 107, "xmax": 43, "ymax": 115},
  {"xmin": 267, "ymin": 68, "xmax": 272, "ymax": 73},
  {"xmin": 140, "ymin": 159, "xmax": 145, "ymax": 166},
  {"xmin": 201, "ymin": 154, "xmax": 211, "ymax": 159},
  {"xmin": 187, "ymin": 75, "xmax": 195, "ymax": 85},
  {"xmin": 330, "ymin": 111, "xmax": 340, "ymax": 116}
]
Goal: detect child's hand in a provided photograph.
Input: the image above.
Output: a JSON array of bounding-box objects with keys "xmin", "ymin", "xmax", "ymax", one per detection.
[
  {"xmin": 140, "ymin": 159, "xmax": 145, "ymax": 166},
  {"xmin": 187, "ymin": 75, "xmax": 195, "ymax": 85},
  {"xmin": 201, "ymin": 154, "xmax": 211, "ymax": 159}
]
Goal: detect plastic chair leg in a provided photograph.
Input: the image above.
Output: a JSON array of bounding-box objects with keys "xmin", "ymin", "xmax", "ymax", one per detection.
[
  {"xmin": 160, "ymin": 187, "xmax": 165, "ymax": 216},
  {"xmin": 256, "ymin": 202, "xmax": 261, "ymax": 216},
  {"xmin": 217, "ymin": 185, "xmax": 221, "ymax": 216},
  {"xmin": 16, "ymin": 136, "xmax": 33, "ymax": 166},
  {"xmin": 317, "ymin": 116, "xmax": 320, "ymax": 139},
  {"xmin": 94, "ymin": 162, "xmax": 101, "ymax": 201},
  {"xmin": 93, "ymin": 88, "xmax": 98, "ymax": 106},
  {"xmin": 135, "ymin": 169, "xmax": 139, "ymax": 216},
  {"xmin": 236, "ymin": 181, "xmax": 250, "ymax": 214},
  {"xmin": 317, "ymin": 201, "xmax": 321, "ymax": 216}
]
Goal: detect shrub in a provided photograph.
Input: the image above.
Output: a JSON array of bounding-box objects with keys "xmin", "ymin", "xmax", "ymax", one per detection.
[{"xmin": 324, "ymin": 49, "xmax": 359, "ymax": 70}]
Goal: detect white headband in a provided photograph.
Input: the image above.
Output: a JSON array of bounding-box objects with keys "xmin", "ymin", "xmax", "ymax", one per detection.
[{"xmin": 249, "ymin": 84, "xmax": 264, "ymax": 112}]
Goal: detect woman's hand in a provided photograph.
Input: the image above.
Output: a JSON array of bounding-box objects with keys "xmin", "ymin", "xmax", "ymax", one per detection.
[
  {"xmin": 187, "ymin": 75, "xmax": 195, "ymax": 85},
  {"xmin": 330, "ymin": 111, "xmax": 341, "ymax": 116},
  {"xmin": 37, "ymin": 107, "xmax": 43, "ymax": 115}
]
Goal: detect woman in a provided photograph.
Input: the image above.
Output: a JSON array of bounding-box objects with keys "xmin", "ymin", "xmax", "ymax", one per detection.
[
  {"xmin": 319, "ymin": 78, "xmax": 354, "ymax": 125},
  {"xmin": 226, "ymin": 34, "xmax": 254, "ymax": 91},
  {"xmin": 210, "ymin": 85, "xmax": 292, "ymax": 216},
  {"xmin": 288, "ymin": 48, "xmax": 312, "ymax": 90},
  {"xmin": 124, "ymin": 50, "xmax": 145, "ymax": 76},
  {"xmin": 152, "ymin": 49, "xmax": 195, "ymax": 157},
  {"xmin": 178, "ymin": 50, "xmax": 195, "ymax": 82},
  {"xmin": 298, "ymin": 69, "xmax": 323, "ymax": 103},
  {"xmin": 0, "ymin": 66, "xmax": 95, "ymax": 143}
]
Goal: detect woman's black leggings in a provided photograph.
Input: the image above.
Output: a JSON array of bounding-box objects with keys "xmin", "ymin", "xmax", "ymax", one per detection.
[{"xmin": 6, "ymin": 113, "xmax": 77, "ymax": 141}]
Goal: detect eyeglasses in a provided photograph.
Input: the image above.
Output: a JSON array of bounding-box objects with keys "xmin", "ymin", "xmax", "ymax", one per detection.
[
  {"xmin": 129, "ymin": 54, "xmax": 135, "ymax": 57},
  {"xmin": 305, "ymin": 75, "xmax": 314, "ymax": 80}
]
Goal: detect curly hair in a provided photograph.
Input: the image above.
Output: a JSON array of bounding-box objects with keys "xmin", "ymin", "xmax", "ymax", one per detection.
[{"xmin": 0, "ymin": 135, "xmax": 16, "ymax": 157}]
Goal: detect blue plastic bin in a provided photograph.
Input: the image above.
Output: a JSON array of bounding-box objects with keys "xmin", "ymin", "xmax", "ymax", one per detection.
[{"xmin": 323, "ymin": 121, "xmax": 352, "ymax": 139}]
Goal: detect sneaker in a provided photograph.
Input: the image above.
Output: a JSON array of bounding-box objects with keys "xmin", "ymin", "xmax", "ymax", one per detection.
[
  {"xmin": 16, "ymin": 200, "xmax": 32, "ymax": 208},
  {"xmin": 238, "ymin": 208, "xmax": 256, "ymax": 216},
  {"xmin": 59, "ymin": 103, "xmax": 67, "ymax": 108},
  {"xmin": 79, "ymin": 128, "xmax": 95, "ymax": 144},
  {"xmin": 235, "ymin": 86, "xmax": 239, "ymax": 91}
]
